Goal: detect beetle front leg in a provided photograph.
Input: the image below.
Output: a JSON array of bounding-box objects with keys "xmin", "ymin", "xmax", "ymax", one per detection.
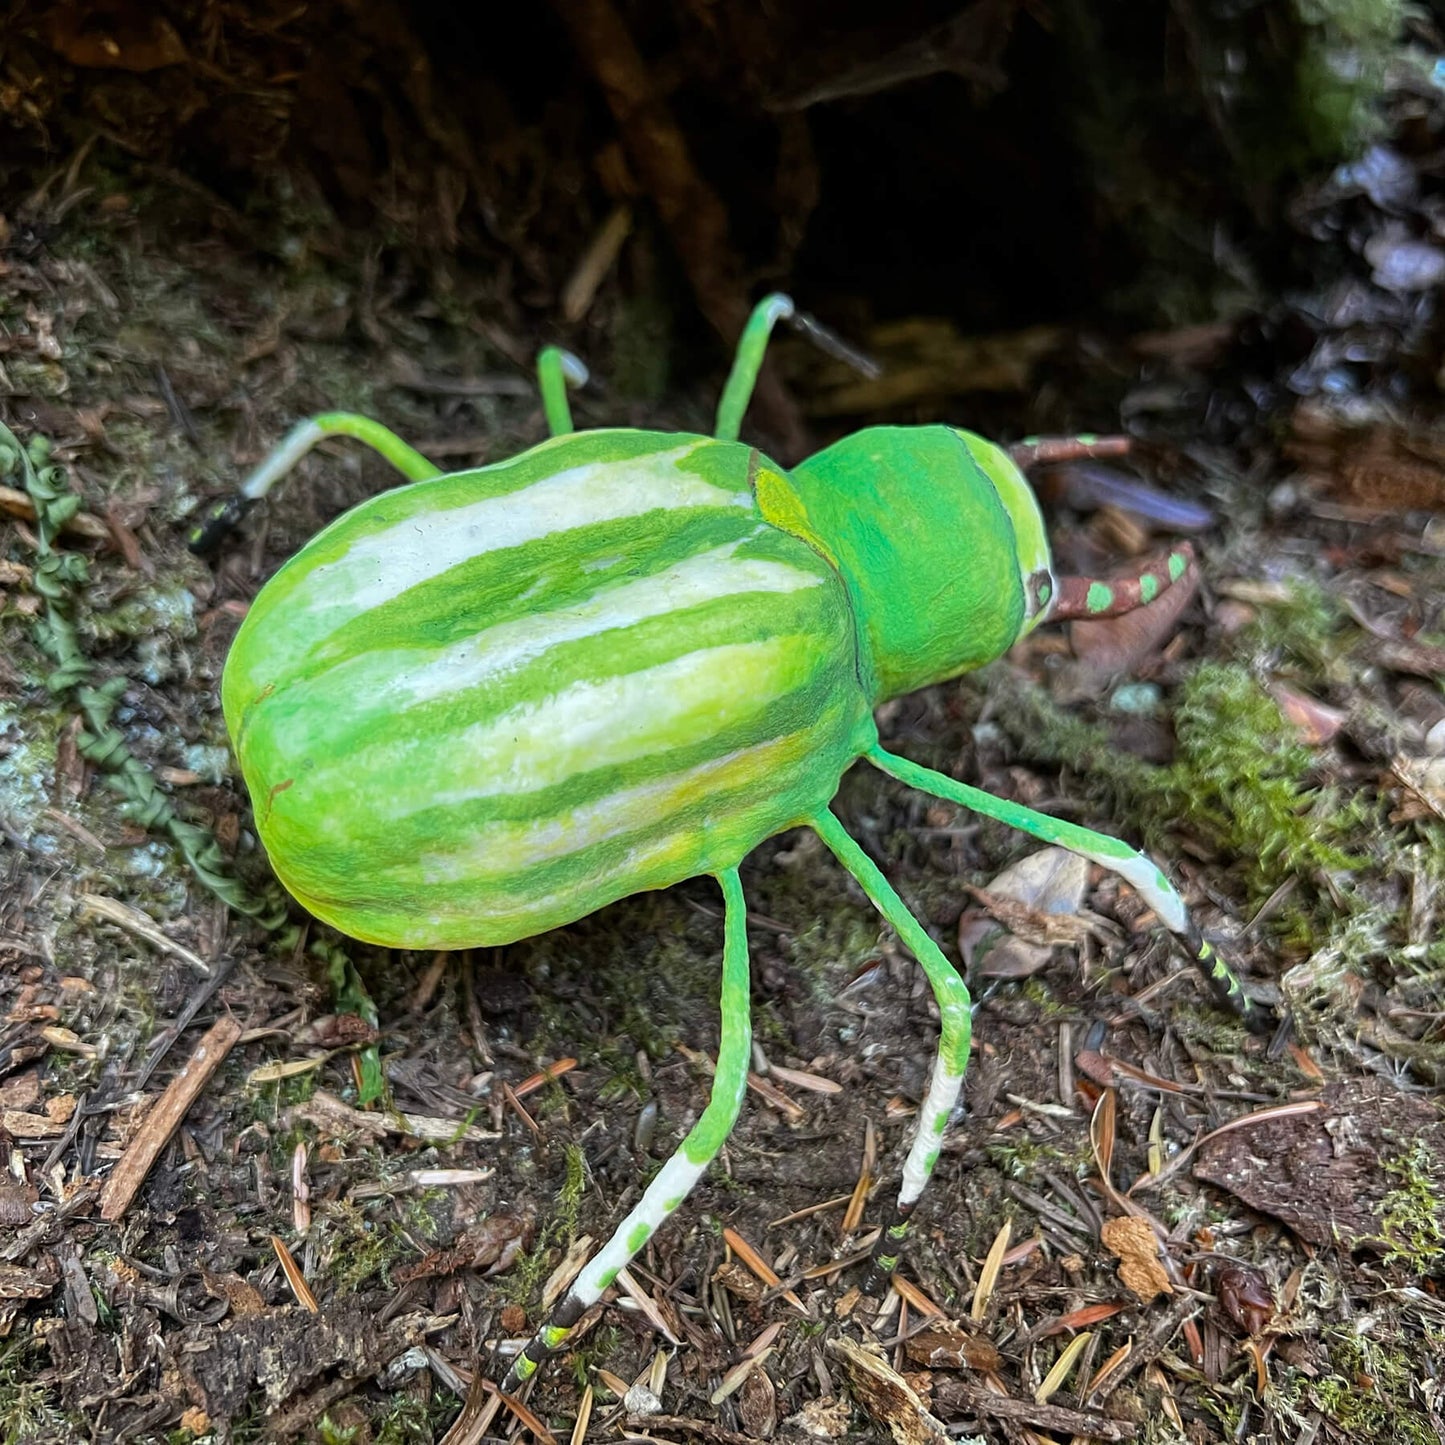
[
  {"xmin": 500, "ymin": 867, "xmax": 753, "ymax": 1392},
  {"xmin": 866, "ymin": 744, "xmax": 1272, "ymax": 1032},
  {"xmin": 811, "ymin": 809, "xmax": 972, "ymax": 1291},
  {"xmin": 188, "ymin": 412, "xmax": 442, "ymax": 555}
]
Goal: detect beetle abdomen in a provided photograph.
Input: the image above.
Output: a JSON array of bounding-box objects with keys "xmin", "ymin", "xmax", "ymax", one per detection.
[{"xmin": 224, "ymin": 430, "xmax": 871, "ymax": 948}]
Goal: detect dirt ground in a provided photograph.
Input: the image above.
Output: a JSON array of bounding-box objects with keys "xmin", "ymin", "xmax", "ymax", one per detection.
[{"xmin": 3, "ymin": 155, "xmax": 1445, "ymax": 1445}]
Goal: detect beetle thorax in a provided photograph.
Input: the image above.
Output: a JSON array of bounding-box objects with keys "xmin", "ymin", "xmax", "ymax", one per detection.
[{"xmin": 762, "ymin": 426, "xmax": 1055, "ymax": 703}]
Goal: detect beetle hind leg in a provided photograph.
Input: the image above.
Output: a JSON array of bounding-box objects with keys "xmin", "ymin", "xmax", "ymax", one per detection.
[
  {"xmin": 810, "ymin": 809, "xmax": 973, "ymax": 1292},
  {"xmin": 188, "ymin": 412, "xmax": 442, "ymax": 555},
  {"xmin": 867, "ymin": 743, "xmax": 1272, "ymax": 1032},
  {"xmin": 500, "ymin": 867, "xmax": 753, "ymax": 1393}
]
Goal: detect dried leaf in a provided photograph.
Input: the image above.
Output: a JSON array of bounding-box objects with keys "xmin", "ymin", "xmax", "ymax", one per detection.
[
  {"xmin": 960, "ymin": 848, "xmax": 1093, "ymax": 978},
  {"xmin": 1215, "ymin": 1264, "xmax": 1275, "ymax": 1337},
  {"xmin": 1036, "ymin": 1330, "xmax": 1091, "ymax": 1404},
  {"xmin": 1269, "ymin": 683, "xmax": 1346, "ymax": 745},
  {"xmin": 1100, "ymin": 1217, "xmax": 1172, "ymax": 1303},
  {"xmin": 971, "ymin": 1219, "xmax": 1012, "ymax": 1322}
]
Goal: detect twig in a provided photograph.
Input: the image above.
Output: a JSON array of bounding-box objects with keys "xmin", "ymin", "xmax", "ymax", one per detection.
[
  {"xmin": 99, "ymin": 1014, "xmax": 243, "ymax": 1221},
  {"xmin": 947, "ymin": 1383, "xmax": 1138, "ymax": 1440}
]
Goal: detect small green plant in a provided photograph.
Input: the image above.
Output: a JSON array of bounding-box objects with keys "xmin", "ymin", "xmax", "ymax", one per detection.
[
  {"xmin": 506, "ymin": 1143, "xmax": 587, "ymax": 1305},
  {"xmin": 1165, "ymin": 662, "xmax": 1367, "ymax": 888},
  {"xmin": 317, "ymin": 1414, "xmax": 360, "ymax": 1445}
]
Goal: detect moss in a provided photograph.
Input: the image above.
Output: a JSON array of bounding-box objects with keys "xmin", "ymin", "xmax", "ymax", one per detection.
[
  {"xmin": 986, "ymin": 1134, "xmax": 1066, "ymax": 1181},
  {"xmin": 1300, "ymin": 1325, "xmax": 1441, "ymax": 1442},
  {"xmin": 1375, "ymin": 1140, "xmax": 1445, "ymax": 1270},
  {"xmin": 0, "ymin": 1336, "xmax": 72, "ymax": 1445},
  {"xmin": 1166, "ymin": 662, "xmax": 1367, "ymax": 886},
  {"xmin": 988, "ymin": 661, "xmax": 1369, "ymax": 942},
  {"xmin": 316, "ymin": 1417, "xmax": 360, "ymax": 1445},
  {"xmin": 313, "ymin": 1197, "xmax": 422, "ymax": 1295},
  {"xmin": 0, "ymin": 698, "xmax": 60, "ymax": 837},
  {"xmin": 1241, "ymin": 576, "xmax": 1353, "ymax": 684},
  {"xmin": 569, "ymin": 1324, "xmax": 626, "ymax": 1390}
]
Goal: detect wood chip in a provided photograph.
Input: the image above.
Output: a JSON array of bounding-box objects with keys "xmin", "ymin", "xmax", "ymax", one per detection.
[
  {"xmin": 935, "ymin": 1381, "xmax": 1137, "ymax": 1440},
  {"xmin": 1, "ymin": 1110, "xmax": 67, "ymax": 1138},
  {"xmin": 903, "ymin": 1320, "xmax": 1001, "ymax": 1372},
  {"xmin": 100, "ymin": 1014, "xmax": 242, "ymax": 1221},
  {"xmin": 826, "ymin": 1336, "xmax": 949, "ymax": 1445}
]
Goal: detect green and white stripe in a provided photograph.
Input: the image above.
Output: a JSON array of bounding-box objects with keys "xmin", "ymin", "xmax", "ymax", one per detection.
[{"xmin": 225, "ymin": 430, "xmax": 873, "ymax": 949}]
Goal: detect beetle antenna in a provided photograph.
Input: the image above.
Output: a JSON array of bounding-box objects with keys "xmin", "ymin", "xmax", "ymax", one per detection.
[
  {"xmin": 1048, "ymin": 541, "xmax": 1196, "ymax": 621},
  {"xmin": 785, "ymin": 309, "xmax": 882, "ymax": 380}
]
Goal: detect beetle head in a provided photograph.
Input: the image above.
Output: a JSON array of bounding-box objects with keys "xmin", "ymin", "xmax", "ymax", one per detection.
[{"xmin": 764, "ymin": 426, "xmax": 1055, "ymax": 703}]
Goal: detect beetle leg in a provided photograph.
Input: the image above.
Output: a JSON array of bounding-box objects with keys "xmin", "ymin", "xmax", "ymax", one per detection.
[
  {"xmin": 500, "ymin": 867, "xmax": 753, "ymax": 1392},
  {"xmin": 810, "ymin": 809, "xmax": 972, "ymax": 1292},
  {"xmin": 866, "ymin": 744, "xmax": 1272, "ymax": 1032},
  {"xmin": 188, "ymin": 412, "xmax": 442, "ymax": 555},
  {"xmin": 714, "ymin": 293, "xmax": 796, "ymax": 441},
  {"xmin": 536, "ymin": 346, "xmax": 590, "ymax": 436},
  {"xmin": 715, "ymin": 293, "xmax": 879, "ymax": 441}
]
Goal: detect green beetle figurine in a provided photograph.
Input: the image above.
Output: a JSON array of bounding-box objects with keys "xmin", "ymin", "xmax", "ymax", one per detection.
[{"xmin": 207, "ymin": 294, "xmax": 1264, "ymax": 1388}]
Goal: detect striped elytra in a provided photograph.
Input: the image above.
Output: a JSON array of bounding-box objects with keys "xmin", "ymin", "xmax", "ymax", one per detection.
[{"xmin": 224, "ymin": 428, "xmax": 875, "ymax": 949}]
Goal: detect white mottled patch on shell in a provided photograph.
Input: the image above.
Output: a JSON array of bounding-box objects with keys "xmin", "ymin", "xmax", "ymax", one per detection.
[
  {"xmin": 301, "ymin": 442, "xmax": 747, "ymax": 617},
  {"xmin": 377, "ymin": 540, "xmax": 824, "ymax": 707}
]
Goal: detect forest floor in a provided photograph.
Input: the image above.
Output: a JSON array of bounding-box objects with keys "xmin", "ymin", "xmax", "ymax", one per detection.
[{"xmin": 2, "ymin": 168, "xmax": 1444, "ymax": 1445}]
